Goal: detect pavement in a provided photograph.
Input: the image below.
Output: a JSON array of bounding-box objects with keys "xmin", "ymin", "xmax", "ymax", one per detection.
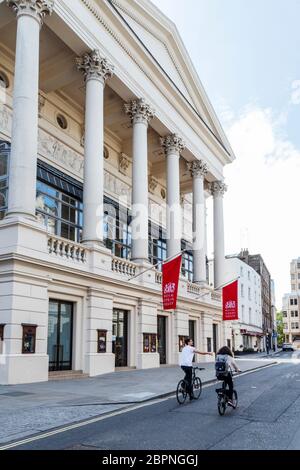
[{"xmin": 0, "ymin": 355, "xmax": 278, "ymax": 446}]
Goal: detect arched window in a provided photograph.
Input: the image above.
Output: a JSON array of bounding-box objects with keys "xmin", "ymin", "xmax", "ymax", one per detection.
[{"xmin": 0, "ymin": 141, "xmax": 10, "ymax": 219}]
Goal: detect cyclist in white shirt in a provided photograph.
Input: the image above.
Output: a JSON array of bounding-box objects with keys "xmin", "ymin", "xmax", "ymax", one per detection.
[{"xmin": 180, "ymin": 338, "xmax": 213, "ymax": 400}]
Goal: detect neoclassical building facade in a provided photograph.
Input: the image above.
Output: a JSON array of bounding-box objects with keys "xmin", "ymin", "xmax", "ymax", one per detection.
[{"xmin": 0, "ymin": 0, "xmax": 235, "ymax": 384}]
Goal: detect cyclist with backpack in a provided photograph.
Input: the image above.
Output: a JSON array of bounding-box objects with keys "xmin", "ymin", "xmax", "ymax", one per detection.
[{"xmin": 215, "ymin": 346, "xmax": 241, "ymax": 406}]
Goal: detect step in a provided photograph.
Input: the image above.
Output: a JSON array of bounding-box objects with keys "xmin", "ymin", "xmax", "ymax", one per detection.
[{"xmin": 48, "ymin": 370, "xmax": 89, "ymax": 381}]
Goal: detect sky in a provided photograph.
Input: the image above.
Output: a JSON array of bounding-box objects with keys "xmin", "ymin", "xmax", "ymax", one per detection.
[{"xmin": 151, "ymin": 0, "xmax": 300, "ymax": 308}]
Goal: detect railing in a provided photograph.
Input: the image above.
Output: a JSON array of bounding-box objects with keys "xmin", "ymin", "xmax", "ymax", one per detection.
[
  {"xmin": 187, "ymin": 282, "xmax": 202, "ymax": 295},
  {"xmin": 48, "ymin": 235, "xmax": 87, "ymax": 263},
  {"xmin": 111, "ymin": 257, "xmax": 137, "ymax": 277},
  {"xmin": 155, "ymin": 271, "xmax": 162, "ymax": 284}
]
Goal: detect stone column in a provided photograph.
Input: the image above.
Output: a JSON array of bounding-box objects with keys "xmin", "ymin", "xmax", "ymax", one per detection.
[
  {"xmin": 161, "ymin": 134, "xmax": 185, "ymax": 259},
  {"xmin": 187, "ymin": 160, "xmax": 208, "ymax": 284},
  {"xmin": 211, "ymin": 181, "xmax": 227, "ymax": 289},
  {"xmin": 6, "ymin": 0, "xmax": 53, "ymax": 219},
  {"xmin": 125, "ymin": 98, "xmax": 154, "ymax": 263},
  {"xmin": 76, "ymin": 50, "xmax": 113, "ymax": 244}
]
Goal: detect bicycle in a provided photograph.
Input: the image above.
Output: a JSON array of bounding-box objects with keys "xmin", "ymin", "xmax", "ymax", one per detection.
[
  {"xmin": 215, "ymin": 372, "xmax": 239, "ymax": 415},
  {"xmin": 176, "ymin": 366, "xmax": 205, "ymax": 404}
]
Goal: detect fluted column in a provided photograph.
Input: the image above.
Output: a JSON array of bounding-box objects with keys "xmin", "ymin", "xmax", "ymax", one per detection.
[
  {"xmin": 211, "ymin": 181, "xmax": 227, "ymax": 288},
  {"xmin": 161, "ymin": 134, "xmax": 185, "ymax": 259},
  {"xmin": 6, "ymin": 0, "xmax": 53, "ymax": 219},
  {"xmin": 76, "ymin": 50, "xmax": 113, "ymax": 244},
  {"xmin": 125, "ymin": 98, "xmax": 154, "ymax": 263},
  {"xmin": 187, "ymin": 160, "xmax": 208, "ymax": 284}
]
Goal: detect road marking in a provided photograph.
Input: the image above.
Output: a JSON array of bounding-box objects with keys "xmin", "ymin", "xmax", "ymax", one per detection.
[
  {"xmin": 0, "ymin": 362, "xmax": 278, "ymax": 450},
  {"xmin": 0, "ymin": 397, "xmax": 171, "ymax": 450}
]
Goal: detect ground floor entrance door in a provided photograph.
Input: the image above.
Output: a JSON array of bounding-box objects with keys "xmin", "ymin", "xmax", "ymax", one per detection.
[
  {"xmin": 213, "ymin": 323, "xmax": 218, "ymax": 353},
  {"xmin": 48, "ymin": 300, "xmax": 73, "ymax": 371},
  {"xmin": 112, "ymin": 309, "xmax": 128, "ymax": 367},
  {"xmin": 157, "ymin": 315, "xmax": 167, "ymax": 364},
  {"xmin": 189, "ymin": 320, "xmax": 195, "ymax": 342}
]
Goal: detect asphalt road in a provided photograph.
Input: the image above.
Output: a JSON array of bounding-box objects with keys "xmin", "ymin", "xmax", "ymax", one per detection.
[{"xmin": 9, "ymin": 351, "xmax": 300, "ymax": 450}]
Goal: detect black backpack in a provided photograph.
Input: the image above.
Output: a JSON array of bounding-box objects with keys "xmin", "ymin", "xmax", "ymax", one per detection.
[{"xmin": 215, "ymin": 355, "xmax": 229, "ymax": 379}]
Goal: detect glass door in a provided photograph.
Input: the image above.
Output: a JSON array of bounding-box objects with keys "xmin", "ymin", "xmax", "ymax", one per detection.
[
  {"xmin": 112, "ymin": 309, "xmax": 128, "ymax": 367},
  {"xmin": 157, "ymin": 315, "xmax": 167, "ymax": 364},
  {"xmin": 213, "ymin": 323, "xmax": 218, "ymax": 353},
  {"xmin": 48, "ymin": 300, "xmax": 73, "ymax": 371}
]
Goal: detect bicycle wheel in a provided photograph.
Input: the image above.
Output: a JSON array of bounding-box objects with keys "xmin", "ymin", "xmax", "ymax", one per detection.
[
  {"xmin": 192, "ymin": 377, "xmax": 202, "ymax": 400},
  {"xmin": 231, "ymin": 390, "xmax": 238, "ymax": 409},
  {"xmin": 176, "ymin": 379, "xmax": 187, "ymax": 404},
  {"xmin": 218, "ymin": 396, "xmax": 226, "ymax": 415}
]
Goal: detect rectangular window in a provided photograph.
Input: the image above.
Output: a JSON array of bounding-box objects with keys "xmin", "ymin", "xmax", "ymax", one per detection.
[
  {"xmin": 295, "ymin": 312, "xmax": 298, "ymax": 317},
  {"xmin": 291, "ymin": 299, "xmax": 294, "ymax": 305},
  {"xmin": 284, "ymin": 323, "xmax": 288, "ymax": 330},
  {"xmin": 181, "ymin": 249, "xmax": 193, "ymax": 282},
  {"xmin": 143, "ymin": 333, "xmax": 157, "ymax": 353},
  {"xmin": 0, "ymin": 324, "xmax": 4, "ymax": 354},
  {"xmin": 104, "ymin": 199, "xmax": 131, "ymax": 260},
  {"xmin": 298, "ymin": 273, "xmax": 300, "ymax": 279},
  {"xmin": 291, "ymin": 311, "xmax": 295, "ymax": 317},
  {"xmin": 296, "ymin": 323, "xmax": 299, "ymax": 329},
  {"xmin": 241, "ymin": 284, "xmax": 244, "ymax": 297},
  {"xmin": 295, "ymin": 299, "xmax": 298, "ymax": 305},
  {"xmin": 283, "ymin": 311, "xmax": 287, "ymax": 317},
  {"xmin": 248, "ymin": 287, "xmax": 251, "ymax": 300},
  {"xmin": 36, "ymin": 180, "xmax": 83, "ymax": 243},
  {"xmin": 240, "ymin": 267, "xmax": 243, "ymax": 277},
  {"xmin": 0, "ymin": 141, "xmax": 9, "ymax": 219},
  {"xmin": 22, "ymin": 324, "xmax": 37, "ymax": 354},
  {"xmin": 97, "ymin": 330, "xmax": 107, "ymax": 353},
  {"xmin": 227, "ymin": 339, "xmax": 231, "ymax": 349},
  {"xmin": 207, "ymin": 337, "xmax": 212, "ymax": 352},
  {"xmin": 248, "ymin": 271, "xmax": 250, "ymax": 280}
]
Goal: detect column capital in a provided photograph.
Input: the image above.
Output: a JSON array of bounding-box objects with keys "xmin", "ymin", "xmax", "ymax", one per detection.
[
  {"xmin": 124, "ymin": 98, "xmax": 155, "ymax": 125},
  {"xmin": 161, "ymin": 134, "xmax": 185, "ymax": 156},
  {"xmin": 7, "ymin": 0, "xmax": 54, "ymax": 24},
  {"xmin": 210, "ymin": 180, "xmax": 227, "ymax": 197},
  {"xmin": 76, "ymin": 50, "xmax": 114, "ymax": 83},
  {"xmin": 187, "ymin": 160, "xmax": 208, "ymax": 178}
]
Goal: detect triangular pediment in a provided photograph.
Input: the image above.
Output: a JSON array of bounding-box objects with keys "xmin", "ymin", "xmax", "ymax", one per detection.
[
  {"xmin": 115, "ymin": 6, "xmax": 197, "ymax": 106},
  {"xmin": 110, "ymin": 0, "xmax": 231, "ymax": 153}
]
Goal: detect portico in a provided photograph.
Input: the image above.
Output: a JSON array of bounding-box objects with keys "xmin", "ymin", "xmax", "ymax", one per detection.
[{"xmin": 0, "ymin": 0, "xmax": 235, "ymax": 384}]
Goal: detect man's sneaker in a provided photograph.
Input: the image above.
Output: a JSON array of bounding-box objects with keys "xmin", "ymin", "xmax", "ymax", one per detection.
[{"xmin": 227, "ymin": 399, "xmax": 233, "ymax": 407}]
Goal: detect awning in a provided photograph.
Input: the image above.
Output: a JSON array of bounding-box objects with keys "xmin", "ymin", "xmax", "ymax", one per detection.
[{"xmin": 240, "ymin": 329, "xmax": 263, "ymax": 337}]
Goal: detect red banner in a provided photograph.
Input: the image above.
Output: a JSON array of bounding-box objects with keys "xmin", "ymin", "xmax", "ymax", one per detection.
[
  {"xmin": 222, "ymin": 280, "xmax": 238, "ymax": 321},
  {"xmin": 162, "ymin": 255, "xmax": 182, "ymax": 310}
]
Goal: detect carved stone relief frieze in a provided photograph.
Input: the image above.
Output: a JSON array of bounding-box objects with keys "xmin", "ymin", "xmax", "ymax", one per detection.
[
  {"xmin": 104, "ymin": 170, "xmax": 131, "ymax": 201},
  {"xmin": 0, "ymin": 104, "xmax": 12, "ymax": 136},
  {"xmin": 38, "ymin": 129, "xmax": 84, "ymax": 177},
  {"xmin": 118, "ymin": 152, "xmax": 130, "ymax": 175},
  {"xmin": 148, "ymin": 176, "xmax": 158, "ymax": 194}
]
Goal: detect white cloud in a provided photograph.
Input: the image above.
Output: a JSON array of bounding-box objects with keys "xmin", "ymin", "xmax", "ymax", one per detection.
[
  {"xmin": 290, "ymin": 80, "xmax": 300, "ymax": 104},
  {"xmin": 207, "ymin": 106, "xmax": 300, "ymax": 308}
]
